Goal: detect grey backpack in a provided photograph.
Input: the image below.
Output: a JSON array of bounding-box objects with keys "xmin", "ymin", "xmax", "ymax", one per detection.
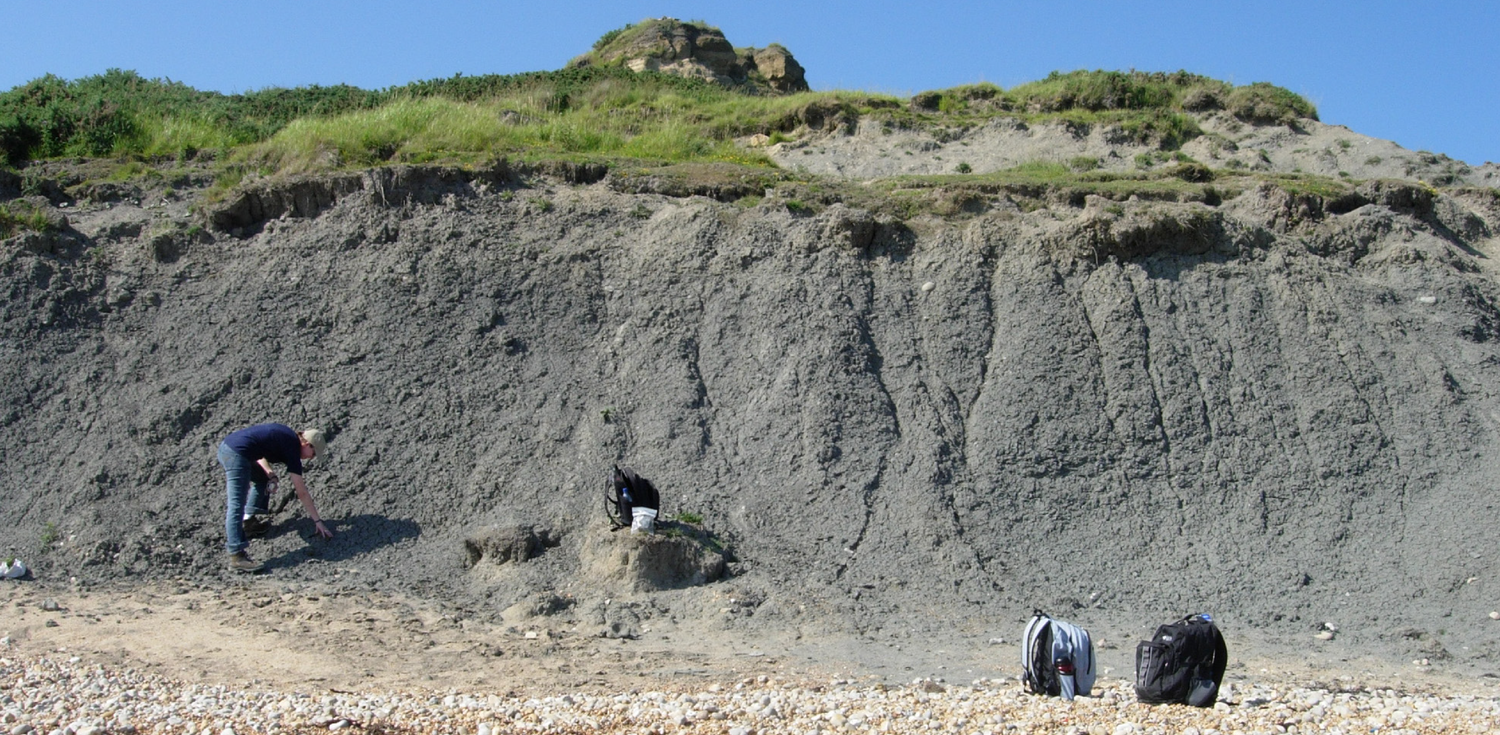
[{"xmin": 1021, "ymin": 610, "xmax": 1097, "ymax": 700}]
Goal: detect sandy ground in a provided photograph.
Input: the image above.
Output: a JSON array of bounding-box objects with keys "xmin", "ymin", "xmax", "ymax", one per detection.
[{"xmin": 6, "ymin": 578, "xmax": 1498, "ymax": 703}]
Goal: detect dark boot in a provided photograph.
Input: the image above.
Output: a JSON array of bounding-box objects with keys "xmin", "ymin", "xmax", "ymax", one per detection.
[
  {"xmin": 227, "ymin": 550, "xmax": 263, "ymax": 573},
  {"xmin": 242, "ymin": 515, "xmax": 272, "ymax": 538}
]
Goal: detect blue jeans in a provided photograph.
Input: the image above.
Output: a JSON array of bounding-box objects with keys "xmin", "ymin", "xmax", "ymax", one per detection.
[{"xmin": 217, "ymin": 442, "xmax": 270, "ymax": 553}]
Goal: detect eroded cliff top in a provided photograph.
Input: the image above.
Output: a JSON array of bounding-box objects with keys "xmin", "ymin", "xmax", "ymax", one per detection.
[{"xmin": 567, "ymin": 17, "xmax": 808, "ymax": 95}]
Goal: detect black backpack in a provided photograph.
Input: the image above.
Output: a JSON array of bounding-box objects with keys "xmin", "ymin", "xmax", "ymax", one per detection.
[
  {"xmin": 605, "ymin": 465, "xmax": 660, "ymax": 528},
  {"xmin": 1134, "ymin": 613, "xmax": 1228, "ymax": 707}
]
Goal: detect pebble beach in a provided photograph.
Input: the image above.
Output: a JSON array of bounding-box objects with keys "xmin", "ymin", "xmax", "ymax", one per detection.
[{"xmin": 5, "ymin": 653, "xmax": 1498, "ymax": 735}]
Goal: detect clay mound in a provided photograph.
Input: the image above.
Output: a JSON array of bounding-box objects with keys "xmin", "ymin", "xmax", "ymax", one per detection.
[
  {"xmin": 464, "ymin": 524, "xmax": 560, "ymax": 567},
  {"xmin": 579, "ymin": 521, "xmax": 728, "ymax": 593}
]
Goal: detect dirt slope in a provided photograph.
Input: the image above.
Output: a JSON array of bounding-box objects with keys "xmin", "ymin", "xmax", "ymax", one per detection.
[
  {"xmin": 3, "ymin": 158, "xmax": 1500, "ymax": 676},
  {"xmin": 768, "ymin": 111, "xmax": 1499, "ymax": 185}
]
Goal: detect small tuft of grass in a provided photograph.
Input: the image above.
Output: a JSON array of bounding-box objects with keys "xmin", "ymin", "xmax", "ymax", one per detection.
[
  {"xmin": 0, "ymin": 200, "xmax": 58, "ymax": 237},
  {"xmin": 39, "ymin": 521, "xmax": 60, "ymax": 550},
  {"xmin": 1068, "ymin": 156, "xmax": 1100, "ymax": 172}
]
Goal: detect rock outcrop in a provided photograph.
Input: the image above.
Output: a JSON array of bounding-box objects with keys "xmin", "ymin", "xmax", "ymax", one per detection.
[{"xmin": 570, "ymin": 18, "xmax": 808, "ymax": 95}]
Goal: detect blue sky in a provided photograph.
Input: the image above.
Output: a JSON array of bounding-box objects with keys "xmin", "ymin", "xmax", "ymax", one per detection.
[{"xmin": 5, "ymin": 1, "xmax": 1496, "ymax": 165}]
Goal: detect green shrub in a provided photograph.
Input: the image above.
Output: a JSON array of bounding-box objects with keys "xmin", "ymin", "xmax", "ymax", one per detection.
[
  {"xmin": 936, "ymin": 94, "xmax": 965, "ymax": 114},
  {"xmin": 1007, "ymin": 70, "xmax": 1181, "ymax": 112},
  {"xmin": 593, "ymin": 23, "xmax": 635, "ymax": 51},
  {"xmin": 947, "ymin": 82, "xmax": 1001, "ymax": 101},
  {"xmin": 1168, "ymin": 161, "xmax": 1214, "ymax": 183},
  {"xmin": 1224, "ymin": 82, "xmax": 1318, "ymax": 124},
  {"xmin": 909, "ymin": 91, "xmax": 942, "ymax": 111},
  {"xmin": 1068, "ymin": 156, "xmax": 1100, "ymax": 172},
  {"xmin": 1118, "ymin": 111, "xmax": 1201, "ymax": 150},
  {"xmin": 1180, "ymin": 85, "xmax": 1223, "ymax": 111},
  {"xmin": 955, "ymin": 162, "xmax": 972, "ymax": 174},
  {"xmin": 0, "ymin": 69, "xmax": 385, "ymax": 165}
]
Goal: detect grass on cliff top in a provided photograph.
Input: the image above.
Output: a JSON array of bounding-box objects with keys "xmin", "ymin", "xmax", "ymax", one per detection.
[
  {"xmin": 1, "ymin": 65, "xmax": 1319, "ymax": 181},
  {"xmin": 911, "ymin": 70, "xmax": 1317, "ymax": 124},
  {"xmin": 239, "ymin": 89, "xmax": 801, "ymax": 174}
]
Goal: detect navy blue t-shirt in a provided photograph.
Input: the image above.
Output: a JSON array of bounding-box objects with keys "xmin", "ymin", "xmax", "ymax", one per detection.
[{"xmin": 223, "ymin": 423, "xmax": 304, "ymax": 475}]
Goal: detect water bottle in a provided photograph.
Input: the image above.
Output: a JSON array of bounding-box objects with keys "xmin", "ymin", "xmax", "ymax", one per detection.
[{"xmin": 1057, "ymin": 657, "xmax": 1076, "ymax": 701}]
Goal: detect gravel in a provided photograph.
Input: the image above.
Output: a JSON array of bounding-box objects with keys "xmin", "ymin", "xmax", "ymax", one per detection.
[{"xmin": 4, "ymin": 654, "xmax": 1497, "ymax": 735}]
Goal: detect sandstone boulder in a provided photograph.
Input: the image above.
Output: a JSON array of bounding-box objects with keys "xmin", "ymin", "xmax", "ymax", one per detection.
[{"xmin": 572, "ymin": 18, "xmax": 808, "ymax": 95}]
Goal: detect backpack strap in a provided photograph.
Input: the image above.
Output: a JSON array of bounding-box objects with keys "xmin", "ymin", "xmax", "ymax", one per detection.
[
  {"xmin": 1208, "ymin": 622, "xmax": 1229, "ymax": 685},
  {"xmin": 1022, "ymin": 610, "xmax": 1057, "ymax": 696},
  {"xmin": 605, "ymin": 466, "xmax": 630, "ymax": 528}
]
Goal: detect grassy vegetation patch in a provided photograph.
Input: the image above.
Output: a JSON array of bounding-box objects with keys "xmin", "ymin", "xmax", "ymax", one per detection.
[
  {"xmin": 888, "ymin": 70, "xmax": 1316, "ymax": 151},
  {"xmin": 1, "ymin": 64, "xmax": 1319, "ymax": 181},
  {"xmin": 1257, "ymin": 172, "xmax": 1354, "ymax": 199},
  {"xmin": 0, "ymin": 66, "xmax": 797, "ymax": 172},
  {"xmin": 0, "ymin": 200, "xmax": 58, "ymax": 238},
  {"xmin": 608, "ymin": 160, "xmax": 789, "ymax": 200},
  {"xmin": 1, "ymin": 60, "xmax": 1341, "ymax": 220},
  {"xmin": 757, "ymin": 163, "xmax": 1349, "ymax": 220}
]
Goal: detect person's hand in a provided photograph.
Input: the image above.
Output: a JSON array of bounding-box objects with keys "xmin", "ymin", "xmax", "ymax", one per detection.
[{"xmin": 312, "ymin": 520, "xmax": 334, "ymax": 539}]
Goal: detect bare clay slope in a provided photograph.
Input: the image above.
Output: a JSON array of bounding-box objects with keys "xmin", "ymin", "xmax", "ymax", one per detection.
[{"xmin": 3, "ymin": 166, "xmax": 1500, "ymax": 668}]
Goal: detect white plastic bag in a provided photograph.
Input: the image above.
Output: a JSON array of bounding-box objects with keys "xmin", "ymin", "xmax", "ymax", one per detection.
[
  {"xmin": 3, "ymin": 559, "xmax": 26, "ymax": 579},
  {"xmin": 631, "ymin": 507, "xmax": 658, "ymax": 535}
]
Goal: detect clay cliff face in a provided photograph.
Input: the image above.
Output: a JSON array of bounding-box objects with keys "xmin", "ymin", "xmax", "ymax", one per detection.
[{"xmin": 3, "ymin": 162, "xmax": 1499, "ymax": 664}]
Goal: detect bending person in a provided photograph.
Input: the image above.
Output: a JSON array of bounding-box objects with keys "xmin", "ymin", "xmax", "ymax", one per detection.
[{"xmin": 216, "ymin": 423, "xmax": 333, "ymax": 572}]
